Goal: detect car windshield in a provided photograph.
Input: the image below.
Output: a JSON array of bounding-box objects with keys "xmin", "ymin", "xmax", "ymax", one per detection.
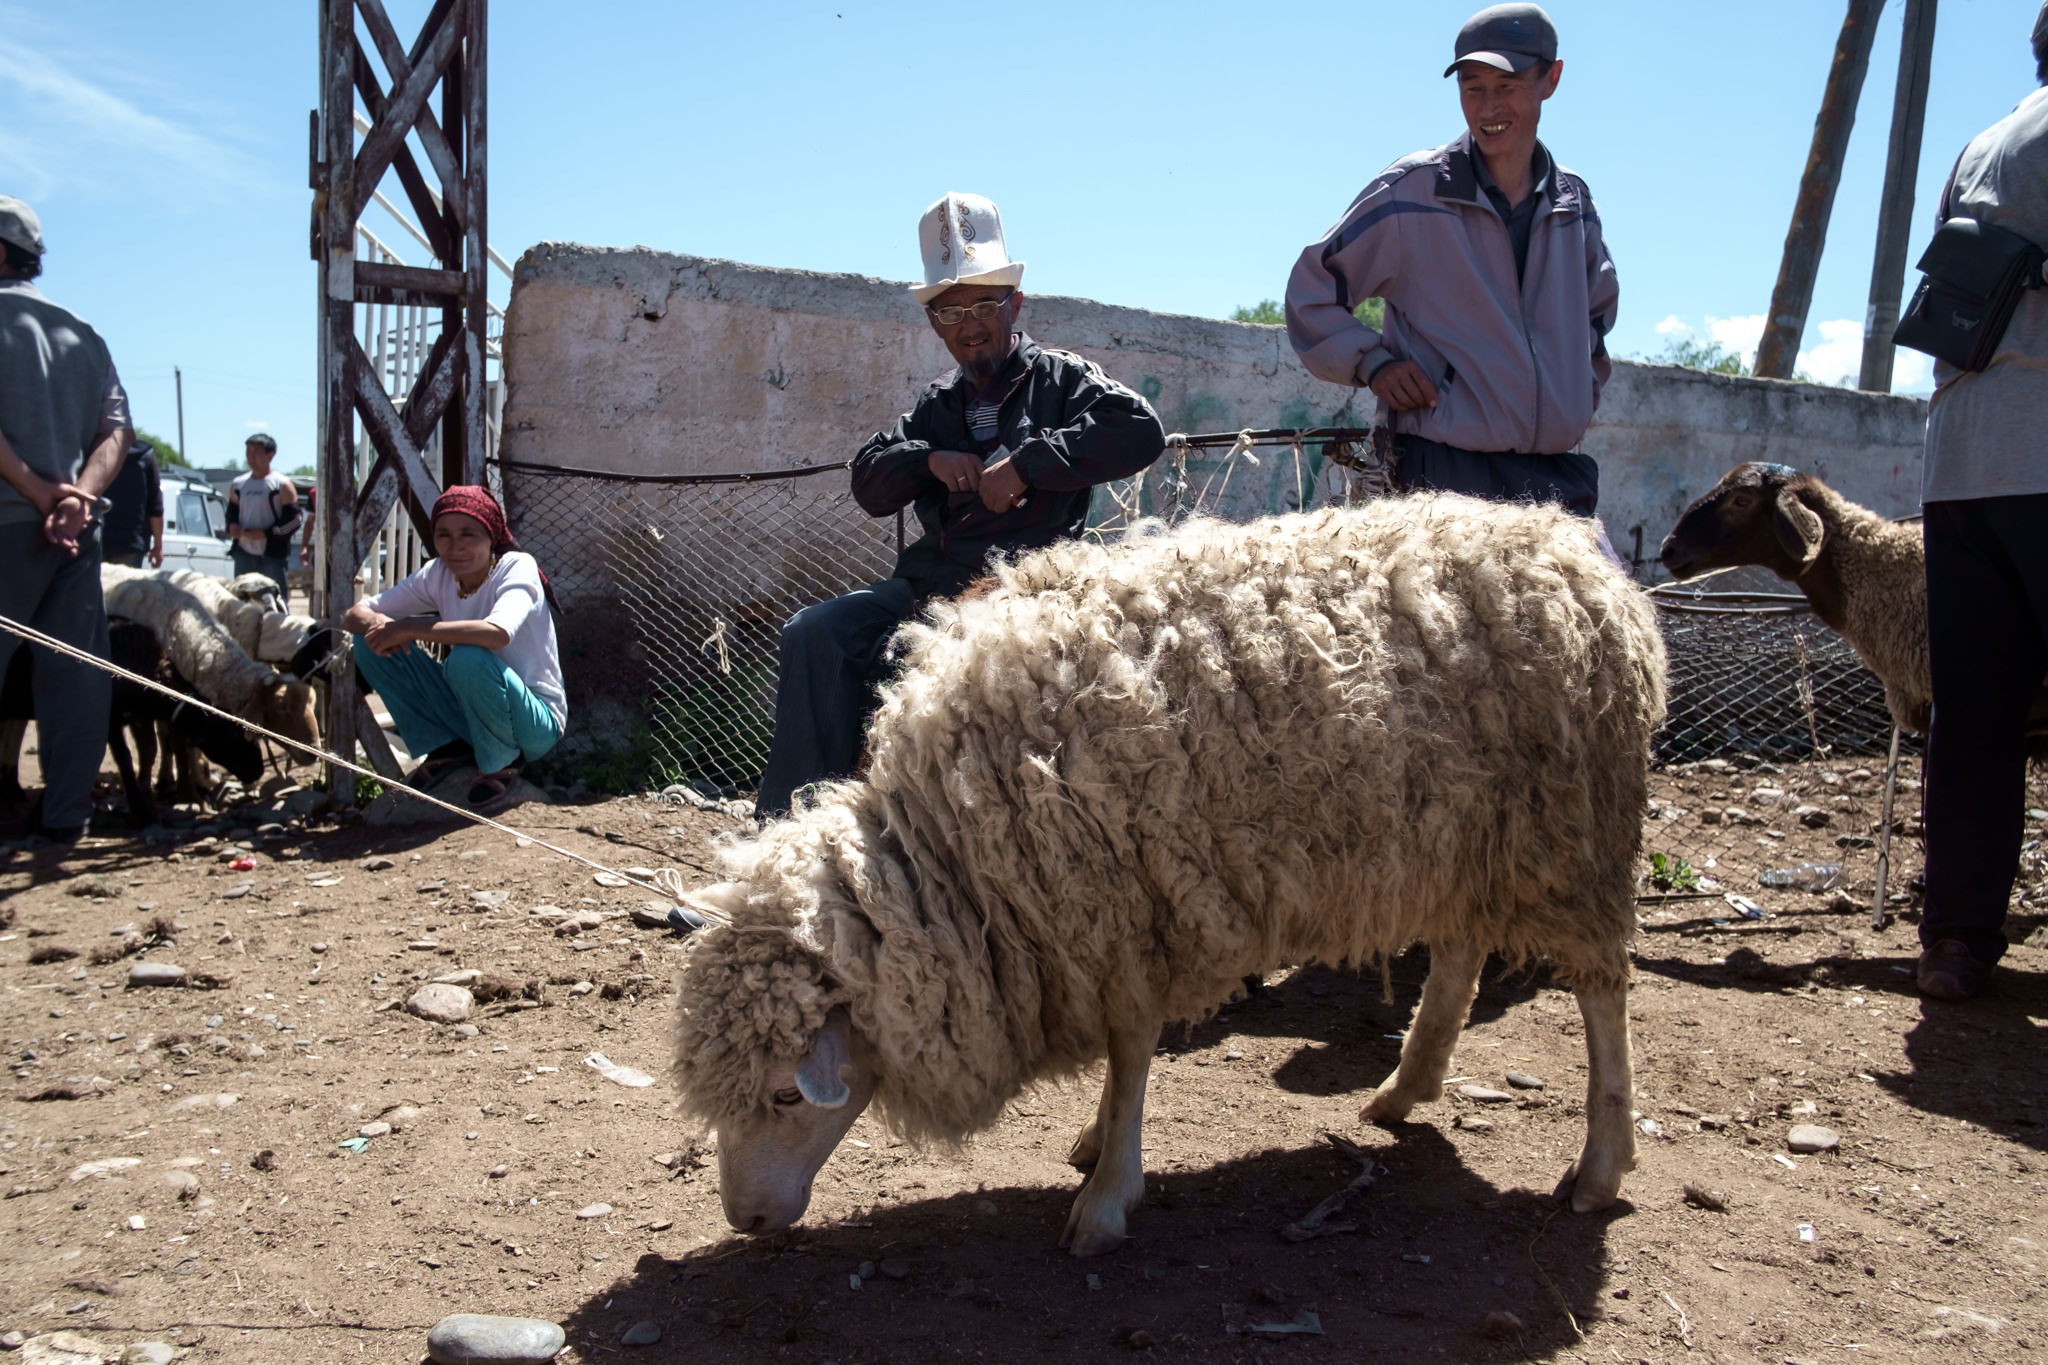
[{"xmin": 177, "ymin": 491, "xmax": 208, "ymax": 535}]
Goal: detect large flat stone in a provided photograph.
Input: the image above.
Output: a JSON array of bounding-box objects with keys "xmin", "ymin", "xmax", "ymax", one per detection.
[{"xmin": 426, "ymin": 1314, "xmax": 566, "ymax": 1364}]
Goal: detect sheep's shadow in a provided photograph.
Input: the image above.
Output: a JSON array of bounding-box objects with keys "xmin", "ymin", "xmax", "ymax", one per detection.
[
  {"xmin": 1630, "ymin": 934, "xmax": 2048, "ymax": 1154},
  {"xmin": 1176, "ymin": 951, "xmax": 1547, "ymax": 1098},
  {"xmin": 558, "ymin": 1128, "xmax": 1622, "ymax": 1363}
]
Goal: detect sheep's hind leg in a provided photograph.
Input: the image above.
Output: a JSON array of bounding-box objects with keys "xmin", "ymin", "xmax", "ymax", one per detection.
[
  {"xmin": 1553, "ymin": 980, "xmax": 1636, "ymax": 1213},
  {"xmin": 1061, "ymin": 1020, "xmax": 1160, "ymax": 1258},
  {"xmin": 1360, "ymin": 940, "xmax": 1484, "ymax": 1126}
]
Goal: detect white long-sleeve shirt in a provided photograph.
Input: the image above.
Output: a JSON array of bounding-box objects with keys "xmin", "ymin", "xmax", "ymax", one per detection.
[{"xmin": 362, "ymin": 551, "xmax": 567, "ymax": 730}]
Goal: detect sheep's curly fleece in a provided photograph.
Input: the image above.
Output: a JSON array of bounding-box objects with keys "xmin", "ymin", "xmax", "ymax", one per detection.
[{"xmin": 673, "ymin": 495, "xmax": 1667, "ymax": 1142}]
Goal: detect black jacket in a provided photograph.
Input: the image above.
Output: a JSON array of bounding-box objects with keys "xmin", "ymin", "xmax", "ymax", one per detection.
[
  {"xmin": 103, "ymin": 443, "xmax": 162, "ymax": 557},
  {"xmin": 851, "ymin": 334, "xmax": 1166, "ymax": 599}
]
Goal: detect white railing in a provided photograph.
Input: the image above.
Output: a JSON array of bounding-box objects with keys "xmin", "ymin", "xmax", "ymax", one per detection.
[{"xmin": 348, "ymin": 108, "xmax": 512, "ymax": 595}]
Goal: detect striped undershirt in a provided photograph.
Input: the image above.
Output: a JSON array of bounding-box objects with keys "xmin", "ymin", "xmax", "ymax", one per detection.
[{"xmin": 966, "ymin": 401, "xmax": 1001, "ymax": 444}]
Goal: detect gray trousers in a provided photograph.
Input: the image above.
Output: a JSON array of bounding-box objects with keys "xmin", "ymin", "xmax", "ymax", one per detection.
[{"xmin": 0, "ymin": 522, "xmax": 110, "ymax": 830}]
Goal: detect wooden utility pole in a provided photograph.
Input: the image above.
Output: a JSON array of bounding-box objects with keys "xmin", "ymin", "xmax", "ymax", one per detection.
[
  {"xmin": 1754, "ymin": 0, "xmax": 1885, "ymax": 380},
  {"xmin": 314, "ymin": 0, "xmax": 488, "ymax": 804},
  {"xmin": 1858, "ymin": 0, "xmax": 1938, "ymax": 393}
]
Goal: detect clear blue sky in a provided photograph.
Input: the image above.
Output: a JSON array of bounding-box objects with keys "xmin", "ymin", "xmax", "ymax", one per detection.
[{"xmin": 3, "ymin": 0, "xmax": 2040, "ymax": 471}]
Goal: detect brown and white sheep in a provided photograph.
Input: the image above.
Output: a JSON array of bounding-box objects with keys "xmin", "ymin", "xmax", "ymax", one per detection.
[
  {"xmin": 1658, "ymin": 461, "xmax": 2048, "ymax": 747},
  {"xmin": 100, "ymin": 565, "xmax": 320, "ymax": 748},
  {"xmin": 672, "ymin": 495, "xmax": 1668, "ymax": 1256}
]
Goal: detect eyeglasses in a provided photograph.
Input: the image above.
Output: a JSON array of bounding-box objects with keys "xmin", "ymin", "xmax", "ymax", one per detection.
[{"xmin": 926, "ymin": 291, "xmax": 1015, "ymax": 326}]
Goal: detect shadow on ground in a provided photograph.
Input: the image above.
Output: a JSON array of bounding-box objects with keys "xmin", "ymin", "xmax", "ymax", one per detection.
[
  {"xmin": 1631, "ymin": 911, "xmax": 2048, "ymax": 1155},
  {"xmin": 560, "ymin": 1128, "xmax": 1622, "ymax": 1363}
]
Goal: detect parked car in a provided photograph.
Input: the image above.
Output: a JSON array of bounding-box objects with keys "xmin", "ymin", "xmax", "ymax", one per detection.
[{"xmin": 159, "ymin": 470, "xmax": 234, "ymax": 578}]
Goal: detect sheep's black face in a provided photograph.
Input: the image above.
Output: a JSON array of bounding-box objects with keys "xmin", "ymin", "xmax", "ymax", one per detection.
[
  {"xmin": 1659, "ymin": 463, "xmax": 1801, "ymax": 580},
  {"xmin": 714, "ymin": 1008, "xmax": 878, "ymax": 1235}
]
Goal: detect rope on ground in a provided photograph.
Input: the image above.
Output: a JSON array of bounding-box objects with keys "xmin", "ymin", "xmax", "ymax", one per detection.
[
  {"xmin": 1527, "ymin": 1203, "xmax": 1585, "ymax": 1340},
  {"xmin": 0, "ymin": 610, "xmax": 734, "ymax": 926}
]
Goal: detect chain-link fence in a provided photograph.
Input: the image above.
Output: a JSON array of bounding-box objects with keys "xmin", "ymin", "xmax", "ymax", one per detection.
[{"xmin": 498, "ymin": 439, "xmax": 1965, "ymax": 899}]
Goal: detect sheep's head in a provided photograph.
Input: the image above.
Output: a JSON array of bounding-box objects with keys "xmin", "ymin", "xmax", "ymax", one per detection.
[
  {"xmin": 671, "ymin": 865, "xmax": 878, "ymax": 1236},
  {"xmin": 260, "ymin": 676, "xmax": 321, "ymax": 745},
  {"xmin": 1660, "ymin": 462, "xmax": 1826, "ymax": 582}
]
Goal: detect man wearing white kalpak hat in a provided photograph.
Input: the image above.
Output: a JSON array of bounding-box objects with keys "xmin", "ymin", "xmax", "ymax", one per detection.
[
  {"xmin": 0, "ymin": 195, "xmax": 132, "ymax": 850},
  {"xmin": 755, "ymin": 192, "xmax": 1166, "ymax": 820}
]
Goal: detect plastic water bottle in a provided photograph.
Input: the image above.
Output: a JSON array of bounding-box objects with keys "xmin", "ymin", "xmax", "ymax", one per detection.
[{"xmin": 1757, "ymin": 861, "xmax": 1843, "ymax": 892}]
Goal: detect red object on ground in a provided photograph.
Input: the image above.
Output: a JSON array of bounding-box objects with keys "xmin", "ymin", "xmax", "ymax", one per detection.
[{"xmin": 230, "ymin": 858, "xmax": 256, "ymax": 872}]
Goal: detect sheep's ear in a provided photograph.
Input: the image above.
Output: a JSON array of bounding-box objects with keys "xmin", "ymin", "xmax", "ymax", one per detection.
[
  {"xmin": 794, "ymin": 1007, "xmax": 852, "ymax": 1109},
  {"xmin": 1772, "ymin": 488, "xmax": 1824, "ymax": 569}
]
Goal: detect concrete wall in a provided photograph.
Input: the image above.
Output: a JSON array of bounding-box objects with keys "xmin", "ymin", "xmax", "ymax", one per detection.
[
  {"xmin": 500, "ymin": 243, "xmax": 1929, "ymax": 767},
  {"xmin": 501, "ymin": 242, "xmax": 1928, "ymax": 566}
]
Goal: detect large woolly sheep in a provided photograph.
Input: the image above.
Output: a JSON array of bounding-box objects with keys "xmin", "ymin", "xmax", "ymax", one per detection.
[
  {"xmin": 100, "ymin": 566, "xmax": 319, "ymax": 747},
  {"xmin": 673, "ymin": 495, "xmax": 1667, "ymax": 1257},
  {"xmin": 1658, "ymin": 461, "xmax": 2048, "ymax": 748}
]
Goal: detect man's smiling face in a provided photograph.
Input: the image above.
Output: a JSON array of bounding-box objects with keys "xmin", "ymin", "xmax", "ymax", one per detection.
[{"xmin": 1457, "ymin": 58, "xmax": 1562, "ymax": 166}]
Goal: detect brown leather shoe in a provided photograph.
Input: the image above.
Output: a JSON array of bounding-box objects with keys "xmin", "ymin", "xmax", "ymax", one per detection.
[{"xmin": 1916, "ymin": 939, "xmax": 1991, "ymax": 1001}]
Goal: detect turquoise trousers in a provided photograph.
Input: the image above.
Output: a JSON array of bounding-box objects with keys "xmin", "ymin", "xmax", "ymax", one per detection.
[{"xmin": 352, "ymin": 639, "xmax": 560, "ymax": 777}]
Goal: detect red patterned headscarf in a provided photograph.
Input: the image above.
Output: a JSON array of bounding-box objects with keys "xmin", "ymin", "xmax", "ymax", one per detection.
[{"xmin": 431, "ymin": 485, "xmax": 552, "ymax": 602}]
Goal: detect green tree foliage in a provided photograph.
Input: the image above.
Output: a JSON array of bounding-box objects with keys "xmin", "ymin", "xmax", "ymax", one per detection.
[
  {"xmin": 1230, "ymin": 297, "xmax": 1385, "ymax": 329},
  {"xmin": 135, "ymin": 428, "xmax": 187, "ymax": 467},
  {"xmin": 1652, "ymin": 336, "xmax": 1750, "ymax": 376}
]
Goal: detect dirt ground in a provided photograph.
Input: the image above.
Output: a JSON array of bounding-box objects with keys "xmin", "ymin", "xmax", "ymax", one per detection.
[{"xmin": 0, "ymin": 745, "xmax": 2044, "ymax": 1365}]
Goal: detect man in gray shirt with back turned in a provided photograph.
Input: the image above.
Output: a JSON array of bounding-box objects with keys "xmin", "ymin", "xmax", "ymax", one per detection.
[
  {"xmin": 1911, "ymin": 6, "xmax": 2048, "ymax": 1002},
  {"xmin": 0, "ymin": 196, "xmax": 132, "ymax": 848}
]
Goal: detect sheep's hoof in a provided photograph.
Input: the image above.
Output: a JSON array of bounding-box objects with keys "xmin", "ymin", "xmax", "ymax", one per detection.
[
  {"xmin": 1058, "ymin": 1207, "xmax": 1128, "ymax": 1259},
  {"xmin": 1552, "ymin": 1157, "xmax": 1625, "ymax": 1214},
  {"xmin": 1358, "ymin": 1087, "xmax": 1415, "ymax": 1128},
  {"xmin": 1065, "ymin": 1121, "xmax": 1102, "ymax": 1169}
]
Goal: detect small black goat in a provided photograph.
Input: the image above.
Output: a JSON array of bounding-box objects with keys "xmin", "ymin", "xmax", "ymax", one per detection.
[{"xmin": 0, "ymin": 619, "xmax": 263, "ymax": 826}]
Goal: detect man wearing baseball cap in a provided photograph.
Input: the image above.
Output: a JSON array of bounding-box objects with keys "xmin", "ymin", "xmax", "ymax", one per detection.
[
  {"xmin": 754, "ymin": 192, "xmax": 1166, "ymax": 820},
  {"xmin": 1285, "ymin": 4, "xmax": 1617, "ymax": 516},
  {"xmin": 0, "ymin": 195, "xmax": 133, "ymax": 848}
]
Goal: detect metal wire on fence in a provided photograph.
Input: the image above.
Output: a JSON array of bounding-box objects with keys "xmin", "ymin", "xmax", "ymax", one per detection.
[{"xmin": 498, "ymin": 435, "xmax": 1948, "ymax": 900}]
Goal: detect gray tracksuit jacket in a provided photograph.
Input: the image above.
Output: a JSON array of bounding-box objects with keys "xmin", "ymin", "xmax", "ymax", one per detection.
[{"xmin": 1285, "ymin": 134, "xmax": 1619, "ymax": 456}]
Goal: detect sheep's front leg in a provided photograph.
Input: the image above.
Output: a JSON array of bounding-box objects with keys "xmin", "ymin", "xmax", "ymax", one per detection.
[
  {"xmin": 1553, "ymin": 981, "xmax": 1636, "ymax": 1213},
  {"xmin": 1360, "ymin": 940, "xmax": 1484, "ymax": 1125},
  {"xmin": 1060, "ymin": 1020, "xmax": 1160, "ymax": 1257}
]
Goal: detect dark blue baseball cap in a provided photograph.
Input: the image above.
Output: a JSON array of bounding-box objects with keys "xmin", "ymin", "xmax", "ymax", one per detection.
[{"xmin": 1445, "ymin": 3, "xmax": 1559, "ymax": 78}]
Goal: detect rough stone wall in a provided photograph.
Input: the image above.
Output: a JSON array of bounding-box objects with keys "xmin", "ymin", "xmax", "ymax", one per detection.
[
  {"xmin": 502, "ymin": 242, "xmax": 1925, "ymax": 537},
  {"xmin": 500, "ymin": 243, "xmax": 1929, "ymax": 761}
]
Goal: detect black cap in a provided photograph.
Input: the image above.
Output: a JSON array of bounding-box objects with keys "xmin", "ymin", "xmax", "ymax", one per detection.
[{"xmin": 1445, "ymin": 3, "xmax": 1558, "ymax": 78}]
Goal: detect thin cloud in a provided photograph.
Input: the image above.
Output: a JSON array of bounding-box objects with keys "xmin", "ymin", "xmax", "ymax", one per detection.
[
  {"xmin": 1649, "ymin": 312, "xmax": 1930, "ymax": 395},
  {"xmin": 0, "ymin": 29, "xmax": 262, "ymax": 197}
]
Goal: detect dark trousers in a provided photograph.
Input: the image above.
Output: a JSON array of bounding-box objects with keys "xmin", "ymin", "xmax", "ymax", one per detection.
[
  {"xmin": 755, "ymin": 578, "xmax": 918, "ymax": 819},
  {"xmin": 1394, "ymin": 435, "xmax": 1599, "ymax": 517},
  {"xmin": 1920, "ymin": 494, "xmax": 2048, "ymax": 966},
  {"xmin": 106, "ymin": 551, "xmax": 146, "ymax": 569},
  {"xmin": 0, "ymin": 524, "xmax": 111, "ymax": 830}
]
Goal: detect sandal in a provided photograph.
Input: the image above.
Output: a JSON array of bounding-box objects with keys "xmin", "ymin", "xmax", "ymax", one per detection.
[
  {"xmin": 412, "ymin": 743, "xmax": 473, "ymax": 788},
  {"xmin": 467, "ymin": 769, "xmax": 520, "ymax": 807}
]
